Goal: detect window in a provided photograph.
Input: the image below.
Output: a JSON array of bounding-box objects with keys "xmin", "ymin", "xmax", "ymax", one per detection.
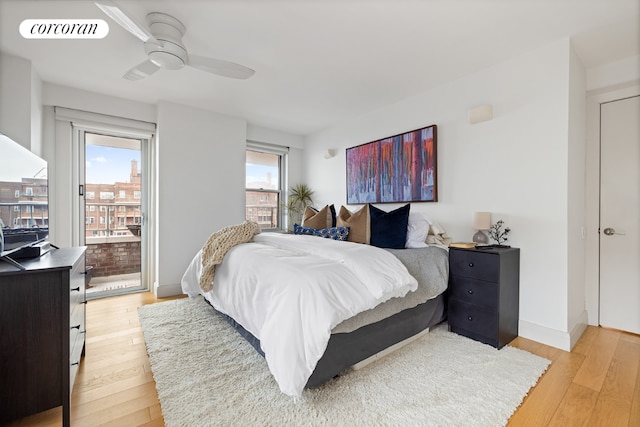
[
  {"xmin": 245, "ymin": 142, "xmax": 288, "ymax": 230},
  {"xmin": 119, "ymin": 190, "xmax": 126, "ymax": 198},
  {"xmin": 14, "ymin": 190, "xmax": 19, "ymax": 198},
  {"xmin": 100, "ymin": 191, "xmax": 114, "ymax": 200},
  {"xmin": 134, "ymin": 191, "xmax": 141, "ymax": 199},
  {"xmin": 86, "ymin": 192, "xmax": 95, "ymax": 199},
  {"xmin": 25, "ymin": 188, "xmax": 33, "ymax": 196},
  {"xmin": 86, "ymin": 217, "xmax": 95, "ymax": 224}
]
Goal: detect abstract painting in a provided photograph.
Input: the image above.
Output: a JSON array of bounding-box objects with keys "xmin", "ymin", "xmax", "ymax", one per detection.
[{"xmin": 346, "ymin": 125, "xmax": 437, "ymax": 204}]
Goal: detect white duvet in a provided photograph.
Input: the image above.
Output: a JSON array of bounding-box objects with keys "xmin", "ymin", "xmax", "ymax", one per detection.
[{"xmin": 181, "ymin": 232, "xmax": 418, "ymax": 398}]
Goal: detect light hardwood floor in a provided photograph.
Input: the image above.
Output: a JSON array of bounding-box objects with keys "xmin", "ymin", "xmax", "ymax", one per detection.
[{"xmin": 7, "ymin": 291, "xmax": 640, "ymax": 426}]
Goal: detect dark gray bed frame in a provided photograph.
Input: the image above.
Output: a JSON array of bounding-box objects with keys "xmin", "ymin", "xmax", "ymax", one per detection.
[{"xmin": 207, "ymin": 293, "xmax": 447, "ymax": 388}]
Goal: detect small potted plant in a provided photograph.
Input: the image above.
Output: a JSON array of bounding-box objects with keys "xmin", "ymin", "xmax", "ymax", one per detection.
[
  {"xmin": 284, "ymin": 184, "xmax": 314, "ymax": 232},
  {"xmin": 488, "ymin": 220, "xmax": 511, "ymax": 247}
]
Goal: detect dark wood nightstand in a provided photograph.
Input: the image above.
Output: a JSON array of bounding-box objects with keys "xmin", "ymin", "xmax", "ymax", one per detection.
[{"xmin": 448, "ymin": 246, "xmax": 520, "ymax": 349}]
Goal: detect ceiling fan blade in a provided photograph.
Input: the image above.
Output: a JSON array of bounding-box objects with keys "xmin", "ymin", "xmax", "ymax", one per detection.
[
  {"xmin": 123, "ymin": 60, "xmax": 160, "ymax": 81},
  {"xmin": 95, "ymin": 0, "xmax": 159, "ymax": 44},
  {"xmin": 188, "ymin": 55, "xmax": 255, "ymax": 80}
]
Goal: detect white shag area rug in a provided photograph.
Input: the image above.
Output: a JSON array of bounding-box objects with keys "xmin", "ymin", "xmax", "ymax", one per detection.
[{"xmin": 138, "ymin": 297, "xmax": 550, "ymax": 427}]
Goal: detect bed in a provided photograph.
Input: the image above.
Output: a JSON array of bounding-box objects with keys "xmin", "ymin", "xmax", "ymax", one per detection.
[{"xmin": 181, "ymin": 231, "xmax": 449, "ymax": 398}]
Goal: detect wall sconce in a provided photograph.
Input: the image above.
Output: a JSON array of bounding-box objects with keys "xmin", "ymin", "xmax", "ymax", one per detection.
[
  {"xmin": 472, "ymin": 211, "xmax": 491, "ymax": 244},
  {"xmin": 468, "ymin": 104, "xmax": 493, "ymax": 124},
  {"xmin": 323, "ymin": 149, "xmax": 336, "ymax": 159}
]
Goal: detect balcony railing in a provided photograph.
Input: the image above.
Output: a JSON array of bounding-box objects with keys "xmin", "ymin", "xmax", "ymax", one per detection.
[
  {"xmin": 85, "ymin": 202, "xmax": 142, "ymax": 240},
  {"xmin": 0, "ymin": 201, "xmax": 48, "ymax": 229}
]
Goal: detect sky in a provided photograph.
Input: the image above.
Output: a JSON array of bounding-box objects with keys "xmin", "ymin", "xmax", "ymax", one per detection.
[
  {"xmin": 246, "ymin": 163, "xmax": 278, "ymax": 189},
  {"xmin": 86, "ymin": 144, "xmax": 140, "ymax": 184}
]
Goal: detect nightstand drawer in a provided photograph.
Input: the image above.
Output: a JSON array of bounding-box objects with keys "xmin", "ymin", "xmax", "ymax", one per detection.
[
  {"xmin": 449, "ymin": 276, "xmax": 499, "ymax": 308},
  {"xmin": 448, "ymin": 299, "xmax": 498, "ymax": 339},
  {"xmin": 449, "ymin": 250, "xmax": 499, "ymax": 282}
]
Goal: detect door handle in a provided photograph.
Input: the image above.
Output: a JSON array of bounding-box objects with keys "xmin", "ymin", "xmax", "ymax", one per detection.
[{"xmin": 603, "ymin": 227, "xmax": 625, "ymax": 236}]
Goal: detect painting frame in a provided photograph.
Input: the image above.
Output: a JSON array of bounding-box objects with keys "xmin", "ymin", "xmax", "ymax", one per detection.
[{"xmin": 346, "ymin": 124, "xmax": 437, "ymax": 204}]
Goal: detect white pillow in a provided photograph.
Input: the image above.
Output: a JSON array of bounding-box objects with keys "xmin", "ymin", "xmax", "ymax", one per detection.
[{"xmin": 405, "ymin": 212, "xmax": 431, "ymax": 248}]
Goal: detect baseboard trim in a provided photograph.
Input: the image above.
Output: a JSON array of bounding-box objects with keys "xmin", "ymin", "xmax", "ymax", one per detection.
[
  {"xmin": 569, "ymin": 311, "xmax": 589, "ymax": 350},
  {"xmin": 155, "ymin": 282, "xmax": 183, "ymax": 298},
  {"xmin": 518, "ymin": 320, "xmax": 572, "ymax": 351}
]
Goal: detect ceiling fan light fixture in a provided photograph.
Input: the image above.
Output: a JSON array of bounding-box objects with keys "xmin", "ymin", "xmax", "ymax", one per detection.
[
  {"xmin": 144, "ymin": 40, "xmax": 187, "ymax": 70},
  {"xmin": 148, "ymin": 51, "xmax": 185, "ymax": 70}
]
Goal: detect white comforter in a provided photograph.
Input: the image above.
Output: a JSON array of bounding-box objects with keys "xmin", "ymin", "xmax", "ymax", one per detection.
[{"xmin": 181, "ymin": 233, "xmax": 418, "ymax": 398}]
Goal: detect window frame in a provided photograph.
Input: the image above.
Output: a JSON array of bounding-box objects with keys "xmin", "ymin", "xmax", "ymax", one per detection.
[{"xmin": 245, "ymin": 141, "xmax": 289, "ymax": 231}]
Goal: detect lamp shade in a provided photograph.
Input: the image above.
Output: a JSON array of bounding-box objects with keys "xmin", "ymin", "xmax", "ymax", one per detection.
[{"xmin": 473, "ymin": 212, "xmax": 491, "ymax": 230}]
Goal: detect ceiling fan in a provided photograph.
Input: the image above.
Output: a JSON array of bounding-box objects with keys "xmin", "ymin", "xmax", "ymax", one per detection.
[{"xmin": 94, "ymin": 0, "xmax": 255, "ymax": 81}]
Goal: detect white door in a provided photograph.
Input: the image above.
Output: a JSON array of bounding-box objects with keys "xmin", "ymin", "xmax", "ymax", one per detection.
[{"xmin": 599, "ymin": 95, "xmax": 640, "ymax": 334}]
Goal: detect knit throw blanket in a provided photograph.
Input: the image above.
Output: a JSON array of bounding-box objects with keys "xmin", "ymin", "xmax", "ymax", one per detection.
[{"xmin": 199, "ymin": 221, "xmax": 261, "ymax": 292}]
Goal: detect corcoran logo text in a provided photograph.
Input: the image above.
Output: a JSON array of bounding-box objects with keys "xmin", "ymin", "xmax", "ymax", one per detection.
[{"xmin": 20, "ymin": 19, "xmax": 109, "ymax": 39}]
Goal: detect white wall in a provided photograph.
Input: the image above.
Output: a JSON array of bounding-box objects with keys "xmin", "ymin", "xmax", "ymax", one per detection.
[
  {"xmin": 304, "ymin": 39, "xmax": 578, "ymax": 349},
  {"xmin": 566, "ymin": 46, "xmax": 588, "ymax": 346},
  {"xmin": 155, "ymin": 101, "xmax": 247, "ymax": 296},
  {"xmin": 587, "ymin": 54, "xmax": 640, "ymax": 91},
  {"xmin": 247, "ymin": 123, "xmax": 304, "ymax": 149},
  {"xmin": 0, "ymin": 52, "xmax": 40, "ymax": 152},
  {"xmin": 43, "ymin": 83, "xmax": 157, "ymax": 123},
  {"xmin": 30, "ymin": 67, "xmax": 43, "ymax": 156}
]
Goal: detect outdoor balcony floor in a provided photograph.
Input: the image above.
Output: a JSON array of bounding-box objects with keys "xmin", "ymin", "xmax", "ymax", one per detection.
[{"xmin": 86, "ymin": 272, "xmax": 141, "ymax": 295}]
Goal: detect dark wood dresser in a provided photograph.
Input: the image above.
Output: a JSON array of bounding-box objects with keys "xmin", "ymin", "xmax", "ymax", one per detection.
[
  {"xmin": 448, "ymin": 246, "xmax": 520, "ymax": 349},
  {"xmin": 0, "ymin": 246, "xmax": 86, "ymax": 426}
]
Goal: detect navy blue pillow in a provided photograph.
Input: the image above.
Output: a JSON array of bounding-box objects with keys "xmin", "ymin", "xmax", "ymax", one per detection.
[
  {"xmin": 293, "ymin": 224, "xmax": 350, "ymax": 241},
  {"xmin": 369, "ymin": 204, "xmax": 410, "ymax": 249}
]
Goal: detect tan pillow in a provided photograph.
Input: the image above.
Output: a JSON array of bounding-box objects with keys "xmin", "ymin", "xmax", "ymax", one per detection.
[
  {"xmin": 301, "ymin": 205, "xmax": 333, "ymax": 229},
  {"xmin": 337, "ymin": 204, "xmax": 370, "ymax": 244}
]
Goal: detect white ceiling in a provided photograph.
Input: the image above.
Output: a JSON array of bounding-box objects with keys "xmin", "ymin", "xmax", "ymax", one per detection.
[{"xmin": 1, "ymin": 0, "xmax": 638, "ymax": 136}]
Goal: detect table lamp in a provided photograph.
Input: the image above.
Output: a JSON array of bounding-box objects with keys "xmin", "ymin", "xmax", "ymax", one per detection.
[{"xmin": 472, "ymin": 212, "xmax": 491, "ymax": 244}]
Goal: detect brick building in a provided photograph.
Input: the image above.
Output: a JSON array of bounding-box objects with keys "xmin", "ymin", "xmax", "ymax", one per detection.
[
  {"xmin": 0, "ymin": 178, "xmax": 48, "ymax": 229},
  {"xmin": 85, "ymin": 159, "xmax": 142, "ymax": 238}
]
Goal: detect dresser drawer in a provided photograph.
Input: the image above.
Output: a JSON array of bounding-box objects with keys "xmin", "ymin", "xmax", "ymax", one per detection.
[
  {"xmin": 69, "ymin": 331, "xmax": 84, "ymax": 389},
  {"xmin": 448, "ymin": 299, "xmax": 498, "ymax": 339},
  {"xmin": 69, "ymin": 305, "xmax": 85, "ymax": 352},
  {"xmin": 69, "ymin": 301, "xmax": 85, "ymax": 391},
  {"xmin": 449, "ymin": 250, "xmax": 499, "ymax": 282},
  {"xmin": 70, "ymin": 285, "xmax": 83, "ymax": 314},
  {"xmin": 70, "ymin": 326, "xmax": 85, "ymax": 367},
  {"xmin": 449, "ymin": 276, "xmax": 499, "ymax": 308},
  {"xmin": 69, "ymin": 260, "xmax": 85, "ymax": 315},
  {"xmin": 69, "ymin": 256, "xmax": 85, "ymax": 289}
]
